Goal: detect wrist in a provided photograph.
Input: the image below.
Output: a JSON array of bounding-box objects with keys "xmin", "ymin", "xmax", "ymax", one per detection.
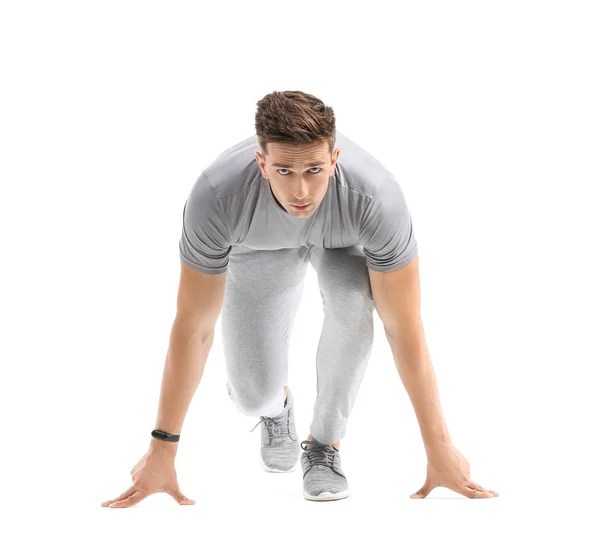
[
  {"xmin": 423, "ymin": 425, "xmax": 451, "ymax": 451},
  {"xmin": 149, "ymin": 436, "xmax": 179, "ymax": 455},
  {"xmin": 425, "ymin": 436, "xmax": 453, "ymax": 458}
]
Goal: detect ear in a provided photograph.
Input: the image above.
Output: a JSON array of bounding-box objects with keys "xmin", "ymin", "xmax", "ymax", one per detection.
[
  {"xmin": 330, "ymin": 147, "xmax": 340, "ymax": 174},
  {"xmin": 255, "ymin": 152, "xmax": 267, "ymax": 177}
]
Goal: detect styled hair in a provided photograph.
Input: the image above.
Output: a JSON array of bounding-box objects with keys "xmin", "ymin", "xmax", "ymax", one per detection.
[{"xmin": 254, "ymin": 90, "xmax": 336, "ymax": 158}]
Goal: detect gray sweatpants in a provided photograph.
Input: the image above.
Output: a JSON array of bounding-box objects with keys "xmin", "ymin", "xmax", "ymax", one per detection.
[{"xmin": 222, "ymin": 243, "xmax": 375, "ymax": 445}]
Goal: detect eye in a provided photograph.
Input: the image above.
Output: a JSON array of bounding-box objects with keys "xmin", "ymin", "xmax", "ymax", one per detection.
[{"xmin": 277, "ymin": 168, "xmax": 321, "ymax": 176}]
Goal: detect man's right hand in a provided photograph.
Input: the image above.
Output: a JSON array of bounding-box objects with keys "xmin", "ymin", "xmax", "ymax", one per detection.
[{"xmin": 101, "ymin": 443, "xmax": 196, "ymax": 508}]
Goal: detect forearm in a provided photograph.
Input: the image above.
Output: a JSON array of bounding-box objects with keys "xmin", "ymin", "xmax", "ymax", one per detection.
[
  {"xmin": 150, "ymin": 319, "xmax": 214, "ymax": 451},
  {"xmin": 386, "ymin": 327, "xmax": 452, "ymax": 456}
]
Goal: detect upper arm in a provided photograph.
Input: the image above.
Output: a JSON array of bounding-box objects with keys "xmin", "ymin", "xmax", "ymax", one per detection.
[
  {"xmin": 175, "ymin": 171, "xmax": 231, "ymax": 334},
  {"xmin": 179, "ymin": 172, "xmax": 232, "ymax": 275},
  {"xmin": 176, "ymin": 260, "xmax": 227, "ymax": 336},
  {"xmin": 368, "ymin": 254, "xmax": 421, "ymax": 340},
  {"xmin": 359, "ymin": 172, "xmax": 418, "ymax": 273}
]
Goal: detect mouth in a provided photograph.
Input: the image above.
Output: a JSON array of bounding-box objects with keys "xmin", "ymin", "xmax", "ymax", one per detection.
[{"xmin": 291, "ymin": 203, "xmax": 311, "ymax": 210}]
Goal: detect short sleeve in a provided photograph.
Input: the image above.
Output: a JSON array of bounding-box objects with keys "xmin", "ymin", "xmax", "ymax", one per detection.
[
  {"xmin": 178, "ymin": 172, "xmax": 232, "ymax": 274},
  {"xmin": 358, "ymin": 172, "xmax": 418, "ymax": 272}
]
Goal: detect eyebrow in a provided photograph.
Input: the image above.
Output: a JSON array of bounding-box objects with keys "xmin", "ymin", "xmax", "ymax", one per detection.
[{"xmin": 271, "ymin": 160, "xmax": 328, "ymax": 168}]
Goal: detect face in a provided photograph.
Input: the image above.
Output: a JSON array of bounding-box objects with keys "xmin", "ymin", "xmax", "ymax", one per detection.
[{"xmin": 255, "ymin": 140, "xmax": 340, "ymax": 218}]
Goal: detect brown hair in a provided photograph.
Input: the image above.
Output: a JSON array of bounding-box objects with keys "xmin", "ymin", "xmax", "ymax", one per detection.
[{"xmin": 254, "ymin": 90, "xmax": 336, "ymax": 158}]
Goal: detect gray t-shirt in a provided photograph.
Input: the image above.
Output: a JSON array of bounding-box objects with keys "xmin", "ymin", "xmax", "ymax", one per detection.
[{"xmin": 179, "ymin": 130, "xmax": 418, "ymax": 274}]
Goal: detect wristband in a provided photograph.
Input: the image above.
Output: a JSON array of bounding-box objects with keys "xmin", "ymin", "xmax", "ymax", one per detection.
[{"xmin": 151, "ymin": 429, "xmax": 180, "ymax": 442}]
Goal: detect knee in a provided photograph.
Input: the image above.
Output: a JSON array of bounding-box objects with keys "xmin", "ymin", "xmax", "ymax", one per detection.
[{"xmin": 326, "ymin": 288, "xmax": 375, "ymax": 322}]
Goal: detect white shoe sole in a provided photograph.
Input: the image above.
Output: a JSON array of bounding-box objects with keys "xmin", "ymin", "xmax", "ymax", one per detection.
[{"xmin": 303, "ymin": 488, "xmax": 352, "ymax": 501}]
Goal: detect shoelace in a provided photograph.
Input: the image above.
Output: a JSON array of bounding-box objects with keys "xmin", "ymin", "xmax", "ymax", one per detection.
[
  {"xmin": 300, "ymin": 440, "xmax": 337, "ymax": 469},
  {"xmin": 249, "ymin": 409, "xmax": 291, "ymax": 440}
]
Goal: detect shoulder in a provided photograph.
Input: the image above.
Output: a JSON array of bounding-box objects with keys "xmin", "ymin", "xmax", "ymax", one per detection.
[
  {"xmin": 202, "ymin": 134, "xmax": 262, "ymax": 199},
  {"xmin": 334, "ymin": 131, "xmax": 393, "ymax": 198}
]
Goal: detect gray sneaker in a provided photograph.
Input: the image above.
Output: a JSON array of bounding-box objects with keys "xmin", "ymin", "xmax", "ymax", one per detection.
[
  {"xmin": 300, "ymin": 437, "xmax": 351, "ymax": 501},
  {"xmin": 250, "ymin": 385, "xmax": 300, "ymax": 472}
]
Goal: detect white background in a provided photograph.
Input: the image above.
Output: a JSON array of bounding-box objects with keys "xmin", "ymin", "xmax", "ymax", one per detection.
[{"xmin": 1, "ymin": 0, "xmax": 599, "ymax": 552}]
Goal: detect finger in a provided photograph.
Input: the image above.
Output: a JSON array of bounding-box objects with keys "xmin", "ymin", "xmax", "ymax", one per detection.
[
  {"xmin": 467, "ymin": 481, "xmax": 499, "ymax": 497},
  {"xmin": 460, "ymin": 486, "xmax": 496, "ymax": 499},
  {"xmin": 108, "ymin": 489, "xmax": 150, "ymax": 508},
  {"xmin": 410, "ymin": 482, "xmax": 435, "ymax": 499},
  {"xmin": 165, "ymin": 485, "xmax": 196, "ymax": 505},
  {"xmin": 101, "ymin": 485, "xmax": 137, "ymax": 507},
  {"xmin": 466, "ymin": 481, "xmax": 487, "ymax": 492}
]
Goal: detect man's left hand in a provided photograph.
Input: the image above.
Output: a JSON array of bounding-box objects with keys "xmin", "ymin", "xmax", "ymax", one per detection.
[{"xmin": 410, "ymin": 443, "xmax": 499, "ymax": 499}]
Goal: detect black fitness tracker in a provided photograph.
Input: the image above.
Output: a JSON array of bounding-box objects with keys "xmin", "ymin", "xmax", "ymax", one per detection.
[{"xmin": 151, "ymin": 429, "xmax": 180, "ymax": 442}]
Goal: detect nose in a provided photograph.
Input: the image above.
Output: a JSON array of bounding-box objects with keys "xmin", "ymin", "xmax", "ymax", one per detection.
[{"xmin": 292, "ymin": 180, "xmax": 309, "ymax": 202}]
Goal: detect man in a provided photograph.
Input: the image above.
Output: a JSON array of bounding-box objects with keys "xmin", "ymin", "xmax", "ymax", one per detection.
[{"xmin": 101, "ymin": 90, "xmax": 498, "ymax": 507}]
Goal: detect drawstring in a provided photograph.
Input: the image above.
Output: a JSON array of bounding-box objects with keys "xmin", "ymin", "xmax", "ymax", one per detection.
[
  {"xmin": 250, "ymin": 410, "xmax": 291, "ymax": 441},
  {"xmin": 300, "ymin": 440, "xmax": 346, "ymax": 479}
]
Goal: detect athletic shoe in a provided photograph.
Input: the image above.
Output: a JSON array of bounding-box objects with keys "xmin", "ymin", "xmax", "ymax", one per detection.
[
  {"xmin": 300, "ymin": 437, "xmax": 351, "ymax": 501},
  {"xmin": 250, "ymin": 385, "xmax": 299, "ymax": 472}
]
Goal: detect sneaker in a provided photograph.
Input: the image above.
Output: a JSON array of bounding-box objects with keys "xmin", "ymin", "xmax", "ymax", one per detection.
[
  {"xmin": 300, "ymin": 437, "xmax": 351, "ymax": 501},
  {"xmin": 250, "ymin": 385, "xmax": 299, "ymax": 472}
]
